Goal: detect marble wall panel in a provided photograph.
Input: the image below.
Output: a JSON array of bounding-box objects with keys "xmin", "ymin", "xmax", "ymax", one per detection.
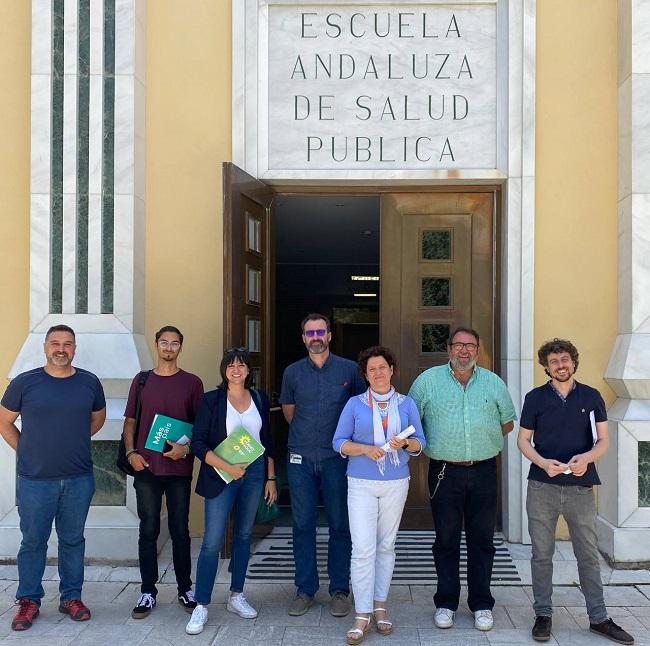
[
  {"xmin": 30, "ymin": 75, "xmax": 51, "ymax": 194},
  {"xmin": 112, "ymin": 193, "xmax": 134, "ymax": 323},
  {"xmin": 63, "ymin": 73, "xmax": 78, "ymax": 195},
  {"xmin": 113, "ymin": 75, "xmax": 134, "ymax": 195},
  {"xmin": 30, "ymin": 194, "xmax": 51, "ymax": 326},
  {"xmin": 88, "ymin": 193, "xmax": 103, "ymax": 313},
  {"xmin": 62, "ymin": 192, "xmax": 77, "ymax": 312},
  {"xmin": 619, "ymin": 76, "xmax": 632, "ymax": 200},
  {"xmin": 266, "ymin": 4, "xmax": 498, "ymax": 171},
  {"xmin": 63, "ymin": 0, "xmax": 78, "ymax": 75},
  {"xmin": 32, "ymin": 0, "xmax": 52, "ymax": 75},
  {"xmin": 632, "ymin": 0, "xmax": 650, "ymax": 74},
  {"xmin": 114, "ymin": 0, "xmax": 134, "ymax": 75},
  {"xmin": 631, "ymin": 75, "xmax": 650, "ymax": 195},
  {"xmin": 89, "ymin": 0, "xmax": 104, "ymax": 74},
  {"xmin": 618, "ymin": 0, "xmax": 631, "ymax": 83},
  {"xmin": 630, "ymin": 194, "xmax": 650, "ymax": 332}
]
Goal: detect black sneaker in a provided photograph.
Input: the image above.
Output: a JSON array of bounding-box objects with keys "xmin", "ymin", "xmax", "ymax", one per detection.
[
  {"xmin": 589, "ymin": 618, "xmax": 634, "ymax": 645},
  {"xmin": 532, "ymin": 615, "xmax": 552, "ymax": 642},
  {"xmin": 131, "ymin": 592, "xmax": 156, "ymax": 619},
  {"xmin": 178, "ymin": 590, "xmax": 197, "ymax": 613}
]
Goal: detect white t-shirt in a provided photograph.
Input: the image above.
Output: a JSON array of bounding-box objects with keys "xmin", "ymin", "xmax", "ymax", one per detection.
[{"xmin": 226, "ymin": 397, "xmax": 263, "ymax": 443}]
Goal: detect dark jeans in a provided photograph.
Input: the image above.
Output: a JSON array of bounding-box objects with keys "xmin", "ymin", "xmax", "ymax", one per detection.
[
  {"xmin": 287, "ymin": 453, "xmax": 351, "ymax": 597},
  {"xmin": 133, "ymin": 470, "xmax": 192, "ymax": 596},
  {"xmin": 428, "ymin": 458, "xmax": 497, "ymax": 612},
  {"xmin": 16, "ymin": 473, "xmax": 95, "ymax": 604}
]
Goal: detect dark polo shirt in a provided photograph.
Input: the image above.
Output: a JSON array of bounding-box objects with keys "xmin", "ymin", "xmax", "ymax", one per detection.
[
  {"xmin": 280, "ymin": 353, "xmax": 366, "ymax": 460},
  {"xmin": 520, "ymin": 381, "xmax": 606, "ymax": 486}
]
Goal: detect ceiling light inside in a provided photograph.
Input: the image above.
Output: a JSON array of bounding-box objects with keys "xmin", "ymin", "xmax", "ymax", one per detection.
[
  {"xmin": 351, "ymin": 275, "xmax": 380, "ymax": 281},
  {"xmin": 354, "ymin": 293, "xmax": 377, "ymax": 297}
]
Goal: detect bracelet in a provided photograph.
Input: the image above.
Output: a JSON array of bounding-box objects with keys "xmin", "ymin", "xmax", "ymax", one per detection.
[
  {"xmin": 125, "ymin": 449, "xmax": 137, "ymax": 458},
  {"xmin": 267, "ymin": 477, "xmax": 277, "ymax": 481},
  {"xmin": 402, "ymin": 440, "xmax": 409, "ymax": 449}
]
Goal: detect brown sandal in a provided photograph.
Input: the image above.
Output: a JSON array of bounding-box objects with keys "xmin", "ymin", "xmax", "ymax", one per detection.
[
  {"xmin": 346, "ymin": 615, "xmax": 372, "ymax": 645},
  {"xmin": 374, "ymin": 607, "xmax": 393, "ymax": 636}
]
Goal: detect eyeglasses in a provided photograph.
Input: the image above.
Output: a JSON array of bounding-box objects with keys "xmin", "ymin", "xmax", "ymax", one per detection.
[
  {"xmin": 304, "ymin": 329, "xmax": 328, "ymax": 338},
  {"xmin": 158, "ymin": 340, "xmax": 181, "ymax": 349},
  {"xmin": 225, "ymin": 347, "xmax": 248, "ymax": 353},
  {"xmin": 449, "ymin": 342, "xmax": 478, "ymax": 351}
]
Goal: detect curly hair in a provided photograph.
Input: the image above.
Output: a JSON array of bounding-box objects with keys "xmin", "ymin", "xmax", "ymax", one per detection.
[
  {"xmin": 537, "ymin": 338, "xmax": 579, "ymax": 372},
  {"xmin": 358, "ymin": 345, "xmax": 397, "ymax": 375}
]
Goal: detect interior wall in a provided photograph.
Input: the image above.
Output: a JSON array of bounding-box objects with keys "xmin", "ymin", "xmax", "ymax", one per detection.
[
  {"xmin": 0, "ymin": 3, "xmax": 30, "ymax": 392},
  {"xmin": 146, "ymin": 0, "xmax": 232, "ymax": 532}
]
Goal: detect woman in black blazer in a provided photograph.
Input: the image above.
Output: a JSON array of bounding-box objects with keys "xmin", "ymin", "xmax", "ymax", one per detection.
[{"xmin": 185, "ymin": 348, "xmax": 276, "ymax": 635}]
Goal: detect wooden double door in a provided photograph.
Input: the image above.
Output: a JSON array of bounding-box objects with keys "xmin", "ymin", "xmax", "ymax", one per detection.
[{"xmin": 223, "ymin": 163, "xmax": 496, "ymax": 529}]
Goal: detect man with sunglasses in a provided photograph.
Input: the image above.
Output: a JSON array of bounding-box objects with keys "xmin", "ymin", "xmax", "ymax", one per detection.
[
  {"xmin": 408, "ymin": 327, "xmax": 516, "ymax": 633},
  {"xmin": 122, "ymin": 325, "xmax": 204, "ymax": 619},
  {"xmin": 280, "ymin": 313, "xmax": 366, "ymax": 617}
]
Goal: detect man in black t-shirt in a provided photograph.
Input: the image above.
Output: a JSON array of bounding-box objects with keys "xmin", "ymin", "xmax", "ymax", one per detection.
[
  {"xmin": 517, "ymin": 338, "xmax": 633, "ymax": 645},
  {"xmin": 0, "ymin": 325, "xmax": 106, "ymax": 632}
]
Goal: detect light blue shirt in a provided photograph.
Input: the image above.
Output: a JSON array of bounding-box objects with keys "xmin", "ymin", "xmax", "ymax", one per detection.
[
  {"xmin": 408, "ymin": 364, "xmax": 516, "ymax": 462},
  {"xmin": 332, "ymin": 392, "xmax": 426, "ymax": 480}
]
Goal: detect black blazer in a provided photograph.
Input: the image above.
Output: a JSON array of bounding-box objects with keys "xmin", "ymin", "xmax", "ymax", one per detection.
[{"xmin": 192, "ymin": 387, "xmax": 274, "ymax": 499}]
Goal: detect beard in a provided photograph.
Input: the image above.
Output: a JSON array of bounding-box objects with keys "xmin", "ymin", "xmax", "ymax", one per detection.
[
  {"xmin": 450, "ymin": 356, "xmax": 476, "ymax": 372},
  {"xmin": 306, "ymin": 339, "xmax": 328, "ymax": 354},
  {"xmin": 49, "ymin": 353, "xmax": 72, "ymax": 366}
]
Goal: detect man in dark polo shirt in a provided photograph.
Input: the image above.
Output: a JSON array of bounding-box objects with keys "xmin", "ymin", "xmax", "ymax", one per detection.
[
  {"xmin": 280, "ymin": 313, "xmax": 366, "ymax": 617},
  {"xmin": 122, "ymin": 325, "xmax": 203, "ymax": 619},
  {"xmin": 517, "ymin": 338, "xmax": 634, "ymax": 645}
]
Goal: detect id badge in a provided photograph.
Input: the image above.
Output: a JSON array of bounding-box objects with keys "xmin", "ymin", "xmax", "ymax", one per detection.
[{"xmin": 289, "ymin": 452, "xmax": 303, "ymax": 465}]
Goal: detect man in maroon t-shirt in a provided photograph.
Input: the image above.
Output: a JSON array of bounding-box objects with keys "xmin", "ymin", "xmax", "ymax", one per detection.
[{"xmin": 122, "ymin": 326, "xmax": 203, "ymax": 619}]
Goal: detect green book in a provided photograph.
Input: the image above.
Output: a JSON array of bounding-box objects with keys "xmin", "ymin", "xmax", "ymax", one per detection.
[
  {"xmin": 144, "ymin": 414, "xmax": 193, "ymax": 453},
  {"xmin": 213, "ymin": 426, "xmax": 265, "ymax": 483}
]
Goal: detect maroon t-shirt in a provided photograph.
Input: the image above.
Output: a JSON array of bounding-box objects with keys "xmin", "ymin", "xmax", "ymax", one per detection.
[{"xmin": 124, "ymin": 369, "xmax": 204, "ymax": 477}]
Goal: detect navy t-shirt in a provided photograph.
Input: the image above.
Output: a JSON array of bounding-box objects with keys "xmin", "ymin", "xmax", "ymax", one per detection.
[
  {"xmin": 520, "ymin": 381, "xmax": 606, "ymax": 486},
  {"xmin": 1, "ymin": 367, "xmax": 106, "ymax": 479},
  {"xmin": 280, "ymin": 353, "xmax": 366, "ymax": 460}
]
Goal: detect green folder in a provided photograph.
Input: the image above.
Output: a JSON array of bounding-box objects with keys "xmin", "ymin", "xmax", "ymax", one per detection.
[
  {"xmin": 144, "ymin": 414, "xmax": 193, "ymax": 453},
  {"xmin": 212, "ymin": 426, "xmax": 265, "ymax": 483}
]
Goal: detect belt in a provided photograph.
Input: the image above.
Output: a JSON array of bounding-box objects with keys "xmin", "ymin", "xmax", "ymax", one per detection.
[{"xmin": 433, "ymin": 457, "xmax": 493, "ymax": 467}]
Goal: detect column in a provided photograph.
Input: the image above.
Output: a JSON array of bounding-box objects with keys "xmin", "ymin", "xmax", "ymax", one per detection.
[
  {"xmin": 599, "ymin": 0, "xmax": 650, "ymax": 564},
  {"xmin": 0, "ymin": 0, "xmax": 149, "ymax": 561}
]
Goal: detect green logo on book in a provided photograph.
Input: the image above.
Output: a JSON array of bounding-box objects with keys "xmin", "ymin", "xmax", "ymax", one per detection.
[
  {"xmin": 213, "ymin": 426, "xmax": 265, "ymax": 483},
  {"xmin": 144, "ymin": 414, "xmax": 193, "ymax": 453}
]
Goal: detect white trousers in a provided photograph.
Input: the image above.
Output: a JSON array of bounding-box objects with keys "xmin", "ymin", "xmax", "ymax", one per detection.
[{"xmin": 347, "ymin": 476, "xmax": 410, "ymax": 612}]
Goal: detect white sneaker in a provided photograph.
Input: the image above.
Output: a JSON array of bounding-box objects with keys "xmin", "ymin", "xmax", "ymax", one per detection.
[
  {"xmin": 474, "ymin": 609, "xmax": 494, "ymax": 631},
  {"xmin": 185, "ymin": 604, "xmax": 208, "ymax": 635},
  {"xmin": 434, "ymin": 607, "xmax": 455, "ymax": 629},
  {"xmin": 227, "ymin": 593, "xmax": 258, "ymax": 619}
]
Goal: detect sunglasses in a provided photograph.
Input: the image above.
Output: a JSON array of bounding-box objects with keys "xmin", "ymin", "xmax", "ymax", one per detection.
[
  {"xmin": 304, "ymin": 329, "xmax": 328, "ymax": 338},
  {"xmin": 225, "ymin": 346, "xmax": 248, "ymax": 353}
]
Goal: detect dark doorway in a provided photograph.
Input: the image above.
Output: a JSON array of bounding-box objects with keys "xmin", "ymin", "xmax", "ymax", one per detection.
[{"xmin": 272, "ymin": 194, "xmax": 380, "ymax": 525}]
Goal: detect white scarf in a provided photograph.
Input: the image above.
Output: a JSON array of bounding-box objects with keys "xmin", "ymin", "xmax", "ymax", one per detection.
[{"xmin": 369, "ymin": 387, "xmax": 401, "ymax": 476}]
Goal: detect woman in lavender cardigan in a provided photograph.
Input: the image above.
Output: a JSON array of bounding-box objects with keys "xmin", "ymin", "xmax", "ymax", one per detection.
[{"xmin": 333, "ymin": 346, "xmax": 425, "ymax": 645}]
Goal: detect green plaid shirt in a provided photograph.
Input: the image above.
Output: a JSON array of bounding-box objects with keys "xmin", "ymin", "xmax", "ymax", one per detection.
[{"xmin": 408, "ymin": 363, "xmax": 517, "ymax": 462}]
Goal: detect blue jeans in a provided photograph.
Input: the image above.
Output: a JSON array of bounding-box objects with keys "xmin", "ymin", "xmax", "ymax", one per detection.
[
  {"xmin": 287, "ymin": 453, "xmax": 351, "ymax": 597},
  {"xmin": 194, "ymin": 457, "xmax": 264, "ymax": 604},
  {"xmin": 133, "ymin": 470, "xmax": 192, "ymax": 595},
  {"xmin": 527, "ymin": 480, "xmax": 607, "ymax": 623},
  {"xmin": 16, "ymin": 473, "xmax": 95, "ymax": 604},
  {"xmin": 428, "ymin": 458, "xmax": 497, "ymax": 612}
]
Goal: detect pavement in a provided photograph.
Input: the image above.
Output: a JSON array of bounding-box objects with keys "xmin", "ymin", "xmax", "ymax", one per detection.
[{"xmin": 0, "ymin": 538, "xmax": 649, "ymax": 645}]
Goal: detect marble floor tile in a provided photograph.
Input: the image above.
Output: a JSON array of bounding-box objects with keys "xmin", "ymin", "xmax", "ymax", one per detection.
[
  {"xmin": 419, "ymin": 627, "xmax": 490, "ymax": 645},
  {"xmin": 609, "ymin": 568, "xmax": 650, "ymax": 584},
  {"xmin": 485, "ymin": 628, "xmax": 559, "ymax": 644},
  {"xmin": 140, "ymin": 623, "xmax": 220, "ymax": 646},
  {"xmin": 492, "ymin": 586, "xmax": 532, "ymax": 606},
  {"xmin": 213, "ymin": 624, "xmax": 285, "ymax": 646},
  {"xmin": 603, "ymin": 586, "xmax": 650, "ymax": 606},
  {"xmin": 105, "ymin": 567, "xmax": 142, "ymax": 583},
  {"xmin": 255, "ymin": 601, "xmax": 322, "ymax": 626},
  {"xmin": 505, "ymin": 605, "xmax": 579, "ymax": 630},
  {"xmin": 636, "ymin": 584, "xmax": 650, "ymax": 601},
  {"xmin": 68, "ymin": 623, "xmax": 153, "ymax": 645}
]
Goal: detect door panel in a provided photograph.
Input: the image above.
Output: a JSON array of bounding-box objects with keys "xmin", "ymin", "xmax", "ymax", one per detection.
[
  {"xmin": 223, "ymin": 163, "xmax": 275, "ymax": 393},
  {"xmin": 380, "ymin": 192, "xmax": 494, "ymax": 528},
  {"xmin": 222, "ymin": 163, "xmax": 276, "ymax": 553}
]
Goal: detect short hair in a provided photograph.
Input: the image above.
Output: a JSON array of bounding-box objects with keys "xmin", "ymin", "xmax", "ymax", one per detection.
[
  {"xmin": 155, "ymin": 325, "xmax": 183, "ymax": 345},
  {"xmin": 447, "ymin": 326, "xmax": 480, "ymax": 346},
  {"xmin": 218, "ymin": 347, "xmax": 254, "ymax": 389},
  {"xmin": 301, "ymin": 313, "xmax": 331, "ymax": 333},
  {"xmin": 358, "ymin": 345, "xmax": 397, "ymax": 375},
  {"xmin": 537, "ymin": 338, "xmax": 579, "ymax": 372},
  {"xmin": 45, "ymin": 324, "xmax": 75, "ymax": 341}
]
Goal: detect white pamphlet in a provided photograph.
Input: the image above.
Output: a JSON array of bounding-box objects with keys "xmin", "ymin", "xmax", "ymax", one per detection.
[{"xmin": 381, "ymin": 425, "xmax": 416, "ymax": 451}]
